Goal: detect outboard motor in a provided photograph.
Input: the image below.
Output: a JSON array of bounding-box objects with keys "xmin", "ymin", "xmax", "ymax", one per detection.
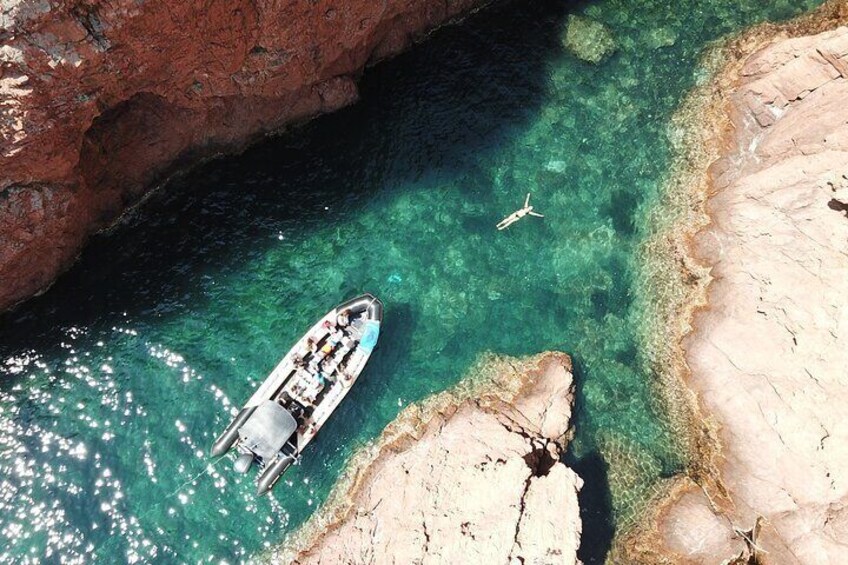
[{"xmin": 234, "ymin": 453, "xmax": 254, "ymax": 474}]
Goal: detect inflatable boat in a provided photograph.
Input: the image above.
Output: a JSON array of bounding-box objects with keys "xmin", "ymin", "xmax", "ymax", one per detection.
[{"xmin": 211, "ymin": 294, "xmax": 383, "ymax": 495}]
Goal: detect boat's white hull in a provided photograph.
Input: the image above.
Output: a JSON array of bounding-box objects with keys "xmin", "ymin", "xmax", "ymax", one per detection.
[{"xmin": 211, "ymin": 294, "xmax": 383, "ymax": 495}]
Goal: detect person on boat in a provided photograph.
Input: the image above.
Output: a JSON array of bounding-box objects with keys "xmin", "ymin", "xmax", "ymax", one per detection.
[
  {"xmin": 496, "ymin": 193, "xmax": 544, "ymax": 230},
  {"xmin": 293, "ymin": 338, "xmax": 311, "ymax": 364},
  {"xmin": 336, "ymin": 309, "xmax": 350, "ymax": 328},
  {"xmin": 296, "ymin": 338, "xmax": 318, "ymax": 368}
]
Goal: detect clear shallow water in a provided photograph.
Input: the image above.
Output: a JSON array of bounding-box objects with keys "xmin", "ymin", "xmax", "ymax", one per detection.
[{"xmin": 0, "ymin": 0, "xmax": 823, "ymax": 562}]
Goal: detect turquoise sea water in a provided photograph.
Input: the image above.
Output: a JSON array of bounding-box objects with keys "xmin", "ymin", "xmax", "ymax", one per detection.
[{"xmin": 0, "ymin": 0, "xmax": 823, "ymax": 562}]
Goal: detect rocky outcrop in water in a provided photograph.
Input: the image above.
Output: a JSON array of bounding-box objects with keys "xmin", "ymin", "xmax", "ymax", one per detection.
[
  {"xmin": 637, "ymin": 6, "xmax": 848, "ymax": 563},
  {"xmin": 0, "ymin": 0, "xmax": 486, "ymax": 311},
  {"xmin": 562, "ymin": 15, "xmax": 616, "ymax": 64},
  {"xmin": 273, "ymin": 352, "xmax": 583, "ymax": 564}
]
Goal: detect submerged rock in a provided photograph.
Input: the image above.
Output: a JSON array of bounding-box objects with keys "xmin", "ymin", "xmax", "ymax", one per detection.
[
  {"xmin": 274, "ymin": 352, "xmax": 583, "ymax": 564},
  {"xmin": 562, "ymin": 14, "xmax": 617, "ymax": 64},
  {"xmin": 644, "ymin": 27, "xmax": 678, "ymax": 50},
  {"xmin": 545, "ymin": 159, "xmax": 569, "ymax": 174}
]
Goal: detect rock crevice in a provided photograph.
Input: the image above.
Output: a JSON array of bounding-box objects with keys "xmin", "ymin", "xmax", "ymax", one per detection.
[{"xmin": 272, "ymin": 352, "xmax": 583, "ymax": 565}]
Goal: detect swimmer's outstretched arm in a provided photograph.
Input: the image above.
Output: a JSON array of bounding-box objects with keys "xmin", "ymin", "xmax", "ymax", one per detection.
[
  {"xmin": 529, "ymin": 211, "xmax": 544, "ymax": 218},
  {"xmin": 524, "ymin": 193, "xmax": 531, "ymax": 208}
]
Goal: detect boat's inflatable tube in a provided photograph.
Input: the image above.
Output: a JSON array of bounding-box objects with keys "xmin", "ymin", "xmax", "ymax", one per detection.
[
  {"xmin": 338, "ymin": 293, "xmax": 383, "ymax": 322},
  {"xmin": 367, "ymin": 298, "xmax": 383, "ymax": 322},
  {"xmin": 256, "ymin": 454, "xmax": 296, "ymax": 496},
  {"xmin": 211, "ymin": 406, "xmax": 257, "ymax": 457}
]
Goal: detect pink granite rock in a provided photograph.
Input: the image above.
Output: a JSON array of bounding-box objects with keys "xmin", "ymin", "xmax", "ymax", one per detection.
[
  {"xmin": 656, "ymin": 22, "xmax": 848, "ymax": 565},
  {"xmin": 275, "ymin": 352, "xmax": 583, "ymax": 565}
]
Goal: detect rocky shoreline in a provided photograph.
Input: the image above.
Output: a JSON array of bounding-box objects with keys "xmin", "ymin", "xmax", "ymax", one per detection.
[
  {"xmin": 269, "ymin": 352, "xmax": 582, "ymax": 564},
  {"xmin": 0, "ymin": 0, "xmax": 488, "ymax": 312},
  {"xmin": 625, "ymin": 2, "xmax": 848, "ymax": 562}
]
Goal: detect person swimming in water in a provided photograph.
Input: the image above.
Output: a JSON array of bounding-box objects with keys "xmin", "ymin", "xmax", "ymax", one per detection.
[{"xmin": 496, "ymin": 193, "xmax": 544, "ymax": 230}]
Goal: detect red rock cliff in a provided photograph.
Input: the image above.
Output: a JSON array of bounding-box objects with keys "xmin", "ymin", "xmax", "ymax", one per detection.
[{"xmin": 0, "ymin": 0, "xmax": 485, "ymax": 310}]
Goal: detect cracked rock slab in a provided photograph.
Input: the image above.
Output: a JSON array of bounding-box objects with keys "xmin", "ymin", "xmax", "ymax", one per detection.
[
  {"xmin": 273, "ymin": 352, "xmax": 582, "ymax": 565},
  {"xmin": 655, "ymin": 14, "xmax": 848, "ymax": 565}
]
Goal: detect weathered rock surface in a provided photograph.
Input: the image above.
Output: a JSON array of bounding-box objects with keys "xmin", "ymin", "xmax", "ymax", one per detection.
[
  {"xmin": 273, "ymin": 352, "xmax": 583, "ymax": 564},
  {"xmin": 562, "ymin": 14, "xmax": 616, "ymax": 64},
  {"xmin": 654, "ymin": 18, "xmax": 848, "ymax": 565},
  {"xmin": 0, "ymin": 0, "xmax": 486, "ymax": 311}
]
